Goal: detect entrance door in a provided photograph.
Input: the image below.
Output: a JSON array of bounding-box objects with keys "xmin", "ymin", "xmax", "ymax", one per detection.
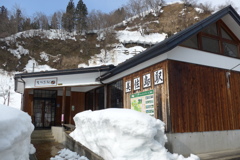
[{"xmin": 33, "ymin": 90, "xmax": 57, "ymax": 128}]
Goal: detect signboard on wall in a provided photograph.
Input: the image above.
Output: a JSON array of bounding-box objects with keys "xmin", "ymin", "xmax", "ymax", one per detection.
[
  {"xmin": 133, "ymin": 77, "xmax": 140, "ymax": 90},
  {"xmin": 130, "ymin": 90, "xmax": 154, "ymax": 116},
  {"xmin": 154, "ymin": 69, "xmax": 163, "ymax": 85},
  {"xmin": 35, "ymin": 78, "xmax": 57, "ymax": 87},
  {"xmin": 125, "ymin": 80, "xmax": 131, "ymax": 92}
]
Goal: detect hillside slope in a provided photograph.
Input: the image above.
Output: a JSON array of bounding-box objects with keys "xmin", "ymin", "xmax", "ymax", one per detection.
[{"xmin": 0, "ymin": 3, "xmax": 210, "ymax": 72}]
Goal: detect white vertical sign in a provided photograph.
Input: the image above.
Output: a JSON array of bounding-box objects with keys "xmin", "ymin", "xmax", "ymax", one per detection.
[
  {"xmin": 125, "ymin": 80, "xmax": 131, "ymax": 92},
  {"xmin": 143, "ymin": 73, "xmax": 151, "ymax": 88},
  {"xmin": 133, "ymin": 77, "xmax": 140, "ymax": 90},
  {"xmin": 154, "ymin": 69, "xmax": 163, "ymax": 85}
]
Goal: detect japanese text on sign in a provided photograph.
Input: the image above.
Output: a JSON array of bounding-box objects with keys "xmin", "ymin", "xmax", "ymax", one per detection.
[
  {"xmin": 134, "ymin": 77, "xmax": 140, "ymax": 90},
  {"xmin": 154, "ymin": 69, "xmax": 163, "ymax": 85},
  {"xmin": 143, "ymin": 73, "xmax": 151, "ymax": 88},
  {"xmin": 130, "ymin": 90, "xmax": 155, "ymax": 116},
  {"xmin": 125, "ymin": 80, "xmax": 131, "ymax": 92},
  {"xmin": 35, "ymin": 78, "xmax": 57, "ymax": 87}
]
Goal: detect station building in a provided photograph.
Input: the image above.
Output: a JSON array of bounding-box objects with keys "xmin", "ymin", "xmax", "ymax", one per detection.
[{"xmin": 15, "ymin": 6, "xmax": 240, "ymax": 155}]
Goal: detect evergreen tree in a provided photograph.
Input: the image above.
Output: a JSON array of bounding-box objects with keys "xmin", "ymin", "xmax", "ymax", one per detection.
[
  {"xmin": 0, "ymin": 6, "xmax": 9, "ymax": 37},
  {"xmin": 62, "ymin": 0, "xmax": 75, "ymax": 32},
  {"xmin": 75, "ymin": 0, "xmax": 88, "ymax": 33}
]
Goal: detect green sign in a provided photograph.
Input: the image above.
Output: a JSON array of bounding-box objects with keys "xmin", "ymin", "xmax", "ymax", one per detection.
[{"xmin": 130, "ymin": 90, "xmax": 154, "ymax": 116}]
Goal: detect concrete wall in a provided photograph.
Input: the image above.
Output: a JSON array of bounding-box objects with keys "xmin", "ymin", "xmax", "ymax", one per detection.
[
  {"xmin": 65, "ymin": 133, "xmax": 104, "ymax": 160},
  {"xmin": 166, "ymin": 130, "xmax": 240, "ymax": 156},
  {"xmin": 51, "ymin": 126, "xmax": 66, "ymax": 143}
]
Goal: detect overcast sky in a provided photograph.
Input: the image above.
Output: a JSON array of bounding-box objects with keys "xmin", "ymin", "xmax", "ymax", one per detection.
[{"xmin": 1, "ymin": 0, "xmax": 240, "ymax": 17}]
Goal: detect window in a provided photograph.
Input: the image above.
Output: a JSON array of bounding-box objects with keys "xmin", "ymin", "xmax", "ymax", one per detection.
[
  {"xmin": 181, "ymin": 20, "xmax": 240, "ymax": 58},
  {"xmin": 34, "ymin": 90, "xmax": 57, "ymax": 98},
  {"xmin": 85, "ymin": 87, "xmax": 105, "ymax": 110},
  {"xmin": 96, "ymin": 87, "xmax": 104, "ymax": 110},
  {"xmin": 181, "ymin": 35, "xmax": 198, "ymax": 49},
  {"xmin": 202, "ymin": 37, "xmax": 220, "ymax": 53},
  {"xmin": 85, "ymin": 90, "xmax": 94, "ymax": 110},
  {"xmin": 108, "ymin": 80, "xmax": 123, "ymax": 108}
]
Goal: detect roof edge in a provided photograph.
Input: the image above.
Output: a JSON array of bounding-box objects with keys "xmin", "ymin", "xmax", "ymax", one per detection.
[
  {"xmin": 14, "ymin": 65, "xmax": 115, "ymax": 79},
  {"xmin": 99, "ymin": 5, "xmax": 240, "ymax": 81}
]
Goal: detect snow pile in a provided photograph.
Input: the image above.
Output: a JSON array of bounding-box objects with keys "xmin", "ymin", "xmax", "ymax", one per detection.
[
  {"xmin": 0, "ymin": 104, "xmax": 35, "ymax": 160},
  {"xmin": 51, "ymin": 148, "xmax": 89, "ymax": 160},
  {"xmin": 24, "ymin": 59, "xmax": 56, "ymax": 72},
  {"xmin": 8, "ymin": 45, "xmax": 29, "ymax": 59},
  {"xmin": 117, "ymin": 30, "xmax": 167, "ymax": 45},
  {"xmin": 70, "ymin": 109, "xmax": 199, "ymax": 160},
  {"xmin": 79, "ymin": 44, "xmax": 145, "ymax": 68},
  {"xmin": 195, "ymin": 7, "xmax": 204, "ymax": 13}
]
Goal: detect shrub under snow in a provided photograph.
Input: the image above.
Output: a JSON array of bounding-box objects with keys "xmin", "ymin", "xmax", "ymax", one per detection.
[{"xmin": 70, "ymin": 108, "xmax": 199, "ymax": 160}]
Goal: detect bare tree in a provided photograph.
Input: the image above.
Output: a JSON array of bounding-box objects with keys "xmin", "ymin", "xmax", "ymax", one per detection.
[
  {"xmin": 181, "ymin": 0, "xmax": 198, "ymax": 7},
  {"xmin": 56, "ymin": 11, "xmax": 64, "ymax": 29},
  {"xmin": 126, "ymin": 0, "xmax": 145, "ymax": 16},
  {"xmin": 33, "ymin": 12, "xmax": 50, "ymax": 30},
  {"xmin": 217, "ymin": 0, "xmax": 238, "ymax": 11},
  {"xmin": 87, "ymin": 10, "xmax": 108, "ymax": 30},
  {"xmin": 51, "ymin": 12, "xmax": 59, "ymax": 29},
  {"xmin": 98, "ymin": 28, "xmax": 117, "ymax": 63},
  {"xmin": 0, "ymin": 73, "xmax": 12, "ymax": 106},
  {"xmin": 198, "ymin": 2, "xmax": 214, "ymax": 14},
  {"xmin": 9, "ymin": 6, "xmax": 25, "ymax": 33}
]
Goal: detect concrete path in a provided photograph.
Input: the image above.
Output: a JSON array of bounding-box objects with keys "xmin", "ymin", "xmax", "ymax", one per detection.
[
  {"xmin": 31, "ymin": 130, "xmax": 64, "ymax": 160},
  {"xmin": 197, "ymin": 149, "xmax": 240, "ymax": 160}
]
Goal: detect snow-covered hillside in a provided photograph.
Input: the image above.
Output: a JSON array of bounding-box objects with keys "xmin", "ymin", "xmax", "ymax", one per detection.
[{"xmin": 0, "ymin": 2, "xmax": 213, "ymax": 109}]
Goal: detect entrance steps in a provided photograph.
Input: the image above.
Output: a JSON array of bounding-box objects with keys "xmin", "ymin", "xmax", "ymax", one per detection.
[{"xmin": 31, "ymin": 130, "xmax": 55, "ymax": 143}]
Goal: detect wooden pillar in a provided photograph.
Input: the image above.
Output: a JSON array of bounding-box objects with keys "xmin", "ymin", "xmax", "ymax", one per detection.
[
  {"xmin": 104, "ymin": 85, "xmax": 108, "ymax": 108},
  {"xmin": 62, "ymin": 87, "xmax": 66, "ymax": 125}
]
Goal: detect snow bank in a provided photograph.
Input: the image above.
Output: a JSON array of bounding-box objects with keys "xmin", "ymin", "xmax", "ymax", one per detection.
[
  {"xmin": 24, "ymin": 59, "xmax": 56, "ymax": 72},
  {"xmin": 78, "ymin": 44, "xmax": 146, "ymax": 68},
  {"xmin": 117, "ymin": 30, "xmax": 167, "ymax": 45},
  {"xmin": 50, "ymin": 148, "xmax": 89, "ymax": 160},
  {"xmin": 0, "ymin": 104, "xmax": 35, "ymax": 160},
  {"xmin": 70, "ymin": 109, "xmax": 199, "ymax": 160},
  {"xmin": 1, "ymin": 29, "xmax": 77, "ymax": 42}
]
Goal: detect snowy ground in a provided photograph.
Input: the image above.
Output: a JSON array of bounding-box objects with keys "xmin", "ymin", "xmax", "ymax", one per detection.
[
  {"xmin": 50, "ymin": 148, "xmax": 89, "ymax": 160},
  {"xmin": 70, "ymin": 109, "xmax": 199, "ymax": 160},
  {"xmin": 0, "ymin": 104, "xmax": 35, "ymax": 159}
]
